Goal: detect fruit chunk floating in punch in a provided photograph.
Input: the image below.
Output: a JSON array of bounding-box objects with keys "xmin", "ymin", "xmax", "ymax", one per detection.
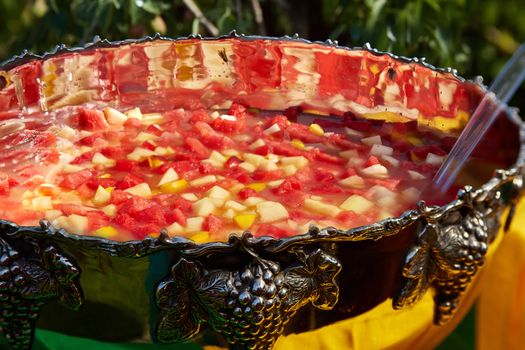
[{"xmin": 0, "ymin": 104, "xmax": 454, "ymax": 242}]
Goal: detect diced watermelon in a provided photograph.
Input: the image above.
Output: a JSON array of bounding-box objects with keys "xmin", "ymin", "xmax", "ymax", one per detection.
[
  {"xmin": 203, "ymin": 215, "xmax": 223, "ymax": 234},
  {"xmin": 238, "ymin": 188, "xmax": 257, "ymax": 200},
  {"xmin": 164, "ymin": 208, "xmax": 187, "ymax": 226},
  {"xmin": 59, "ymin": 169, "xmax": 94, "ymax": 190},
  {"xmin": 211, "ymin": 116, "xmax": 244, "ymax": 134},
  {"xmin": 364, "ymin": 156, "xmax": 380, "ymax": 167},
  {"xmin": 255, "ymin": 224, "xmax": 293, "ymax": 238},
  {"xmin": 190, "ymin": 109, "xmax": 209, "ymax": 124},
  {"xmin": 114, "ymin": 159, "xmax": 137, "ymax": 172},
  {"xmin": 86, "ymin": 177, "xmax": 118, "ymax": 190},
  {"xmin": 313, "ymin": 150, "xmax": 346, "ymax": 165},
  {"xmin": 272, "ymin": 178, "xmax": 302, "ymax": 195},
  {"xmin": 252, "ymin": 170, "xmax": 283, "ymax": 181},
  {"xmin": 119, "ymin": 196, "xmax": 154, "ymax": 214},
  {"xmin": 252, "ymin": 144, "xmax": 270, "ymax": 156},
  {"xmin": 78, "ymin": 134, "xmax": 103, "ymax": 146},
  {"xmin": 115, "ymin": 174, "xmax": 144, "ymax": 190},
  {"xmin": 185, "ymin": 137, "xmax": 209, "ymax": 158},
  {"xmin": 286, "ymin": 123, "xmax": 324, "ymax": 143},
  {"xmin": 123, "ymin": 118, "xmax": 142, "ymax": 129},
  {"xmin": 70, "ymin": 151, "xmax": 95, "ymax": 164},
  {"xmin": 227, "ymin": 103, "xmax": 247, "ymax": 119},
  {"xmin": 77, "ymin": 108, "xmax": 109, "ymax": 130},
  {"xmin": 283, "ymin": 106, "xmax": 301, "ymax": 122},
  {"xmin": 101, "ymin": 146, "xmax": 124, "ymax": 159},
  {"xmin": 87, "ymin": 211, "xmax": 110, "ymax": 231},
  {"xmin": 55, "ymin": 203, "xmax": 89, "ymax": 216},
  {"xmin": 145, "ymin": 124, "xmax": 164, "ymax": 136},
  {"xmin": 110, "ymin": 190, "xmax": 133, "ymax": 205},
  {"xmin": 131, "ymin": 206, "xmax": 167, "ymax": 227},
  {"xmin": 224, "ymin": 156, "xmax": 242, "ymax": 169},
  {"xmin": 21, "ymin": 175, "xmax": 46, "ymax": 190},
  {"xmin": 226, "ymin": 168, "xmax": 251, "ymax": 184},
  {"xmin": 0, "ymin": 172, "xmax": 10, "ymax": 195},
  {"xmin": 311, "ymin": 183, "xmax": 344, "ymax": 194},
  {"xmin": 77, "ymin": 183, "xmax": 95, "ymax": 199},
  {"xmin": 142, "ymin": 141, "xmax": 156, "ymax": 151},
  {"xmin": 336, "ymin": 210, "xmax": 359, "ymax": 227}
]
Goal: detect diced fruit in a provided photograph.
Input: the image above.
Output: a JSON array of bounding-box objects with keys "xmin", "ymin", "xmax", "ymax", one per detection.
[
  {"xmin": 62, "ymin": 164, "xmax": 85, "ymax": 173},
  {"xmin": 280, "ymin": 156, "xmax": 308, "ymax": 169},
  {"xmin": 339, "ymin": 175, "xmax": 365, "ymax": 189},
  {"xmin": 361, "ymin": 135, "xmax": 382, "ymax": 146},
  {"xmin": 77, "ymin": 108, "xmax": 109, "ymax": 130},
  {"xmin": 408, "ymin": 170, "xmax": 426, "ymax": 180},
  {"xmin": 127, "ymin": 147, "xmax": 156, "ymax": 161},
  {"xmin": 234, "ymin": 213, "xmax": 257, "ymax": 230},
  {"xmin": 291, "ymin": 139, "xmax": 305, "ymax": 150},
  {"xmin": 142, "ymin": 113, "xmax": 164, "ymax": 125},
  {"xmin": 186, "ymin": 217, "xmax": 204, "ymax": 232},
  {"xmin": 381, "ymin": 155, "xmax": 400, "ymax": 167},
  {"xmin": 158, "ymin": 168, "xmax": 179, "ymax": 186},
  {"xmin": 206, "ymin": 185, "xmax": 230, "ymax": 199},
  {"xmin": 283, "ymin": 165, "xmax": 297, "ymax": 176},
  {"xmin": 370, "ymin": 144, "xmax": 393, "ymax": 156},
  {"xmin": 203, "ymin": 215, "xmax": 223, "ymax": 234},
  {"xmin": 189, "ymin": 231, "xmax": 210, "ymax": 243},
  {"xmin": 256, "ymin": 201, "xmax": 289, "ymax": 223},
  {"xmin": 59, "ymin": 169, "xmax": 93, "ymax": 190},
  {"xmin": 94, "ymin": 226, "xmax": 118, "ymax": 238},
  {"xmin": 166, "ymin": 222, "xmax": 184, "ymax": 235},
  {"xmin": 92, "ymin": 152, "xmax": 116, "ymax": 167},
  {"xmin": 126, "ymin": 107, "xmax": 143, "ymax": 120},
  {"xmin": 101, "ymin": 204, "xmax": 117, "ymax": 217},
  {"xmin": 360, "ymin": 164, "xmax": 389, "ymax": 178},
  {"xmin": 181, "ymin": 193, "xmax": 199, "ymax": 201},
  {"xmin": 93, "ymin": 186, "xmax": 111, "ymax": 206},
  {"xmin": 309, "ymin": 123, "xmax": 324, "ymax": 136},
  {"xmin": 426, "ymin": 153, "xmax": 445, "ymax": 165},
  {"xmin": 246, "ymin": 183, "xmax": 266, "ymax": 192},
  {"xmin": 160, "ymin": 179, "xmax": 189, "ymax": 194},
  {"xmin": 339, "ymin": 195, "xmax": 374, "ymax": 214},
  {"xmin": 103, "ymin": 107, "xmax": 128, "ymax": 125},
  {"xmin": 303, "ymin": 198, "xmax": 341, "ymax": 218},
  {"xmin": 67, "ymin": 214, "xmax": 89, "ymax": 234},
  {"xmin": 239, "ymin": 162, "xmax": 256, "ymax": 172},
  {"xmin": 192, "ymin": 198, "xmax": 216, "ymax": 216},
  {"xmin": 190, "ymin": 175, "xmax": 217, "ymax": 187},
  {"xmin": 224, "ymin": 200, "xmax": 247, "ymax": 211},
  {"xmin": 124, "ymin": 183, "xmax": 152, "ymax": 198},
  {"xmin": 31, "ymin": 196, "xmax": 53, "ymax": 211}
]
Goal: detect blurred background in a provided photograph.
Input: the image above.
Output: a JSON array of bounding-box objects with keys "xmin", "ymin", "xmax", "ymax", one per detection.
[{"xmin": 0, "ymin": 1, "xmax": 524, "ymax": 349}]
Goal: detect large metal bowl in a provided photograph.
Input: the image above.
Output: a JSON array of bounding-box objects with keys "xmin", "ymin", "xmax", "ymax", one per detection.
[{"xmin": 0, "ymin": 34, "xmax": 523, "ymax": 350}]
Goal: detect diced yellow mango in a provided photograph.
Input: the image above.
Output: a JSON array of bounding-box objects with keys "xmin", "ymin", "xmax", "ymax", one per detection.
[
  {"xmin": 160, "ymin": 179, "xmax": 188, "ymax": 194},
  {"xmin": 98, "ymin": 173, "xmax": 112, "ymax": 179},
  {"xmin": 291, "ymin": 139, "xmax": 305, "ymax": 150},
  {"xmin": 246, "ymin": 183, "xmax": 267, "ymax": 192},
  {"xmin": 189, "ymin": 231, "xmax": 210, "ymax": 243},
  {"xmin": 148, "ymin": 158, "xmax": 164, "ymax": 168},
  {"xmin": 94, "ymin": 226, "xmax": 118, "ymax": 238},
  {"xmin": 309, "ymin": 123, "xmax": 324, "ymax": 136},
  {"xmin": 234, "ymin": 213, "xmax": 257, "ymax": 230}
]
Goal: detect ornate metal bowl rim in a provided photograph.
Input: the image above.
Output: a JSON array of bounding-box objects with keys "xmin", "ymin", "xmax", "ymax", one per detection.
[{"xmin": 1, "ymin": 33, "xmax": 524, "ymax": 258}]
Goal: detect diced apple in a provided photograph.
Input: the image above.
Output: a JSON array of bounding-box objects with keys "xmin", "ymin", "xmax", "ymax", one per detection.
[
  {"xmin": 206, "ymin": 185, "xmax": 230, "ymax": 200},
  {"xmin": 141, "ymin": 113, "xmax": 164, "ymax": 125},
  {"xmin": 125, "ymin": 183, "xmax": 152, "ymax": 198},
  {"xmin": 103, "ymin": 107, "xmax": 128, "ymax": 125},
  {"xmin": 339, "ymin": 195, "xmax": 374, "ymax": 214},
  {"xmin": 101, "ymin": 204, "xmax": 117, "ymax": 217},
  {"xmin": 154, "ymin": 146, "xmax": 175, "ymax": 156},
  {"xmin": 45, "ymin": 210, "xmax": 63, "ymax": 221},
  {"xmin": 239, "ymin": 162, "xmax": 256, "ymax": 173},
  {"xmin": 267, "ymin": 154, "xmax": 280, "ymax": 163},
  {"xmin": 224, "ymin": 200, "xmax": 247, "ymax": 211},
  {"xmin": 125, "ymin": 107, "xmax": 143, "ymax": 120},
  {"xmin": 223, "ymin": 208, "xmax": 236, "ymax": 219},
  {"xmin": 344, "ymin": 127, "xmax": 364, "ymax": 138},
  {"xmin": 283, "ymin": 164, "xmax": 297, "ymax": 176},
  {"xmin": 249, "ymin": 139, "xmax": 266, "ymax": 149},
  {"xmin": 222, "ymin": 149, "xmax": 240, "ymax": 157},
  {"xmin": 259, "ymin": 160, "xmax": 278, "ymax": 171},
  {"xmin": 58, "ymin": 125, "xmax": 76, "ymax": 140},
  {"xmin": 244, "ymin": 153, "xmax": 266, "ymax": 167},
  {"xmin": 280, "ymin": 156, "xmax": 308, "ymax": 169},
  {"xmin": 192, "ymin": 198, "xmax": 216, "ymax": 217},
  {"xmin": 127, "ymin": 147, "xmax": 156, "ymax": 161},
  {"xmin": 256, "ymin": 201, "xmax": 289, "ymax": 223},
  {"xmin": 370, "ymin": 144, "xmax": 393, "ymax": 157},
  {"xmin": 52, "ymin": 216, "xmax": 70, "ymax": 231},
  {"xmin": 263, "ymin": 123, "xmax": 281, "ymax": 135},
  {"xmin": 209, "ymin": 150, "xmax": 227, "ymax": 165},
  {"xmin": 93, "ymin": 186, "xmax": 111, "ymax": 206},
  {"xmin": 402, "ymin": 187, "xmax": 421, "ymax": 202},
  {"xmin": 67, "ymin": 214, "xmax": 88, "ymax": 234},
  {"xmin": 166, "ymin": 222, "xmax": 184, "ymax": 235},
  {"xmin": 361, "ymin": 135, "xmax": 382, "ymax": 146},
  {"xmin": 368, "ymin": 185, "xmax": 397, "ymax": 208},
  {"xmin": 31, "ymin": 196, "xmax": 53, "ymax": 211},
  {"xmin": 408, "ymin": 170, "xmax": 425, "ymax": 180},
  {"xmin": 339, "ymin": 149, "xmax": 359, "ymax": 160},
  {"xmin": 303, "ymin": 198, "xmax": 341, "ymax": 218},
  {"xmin": 181, "ymin": 193, "xmax": 199, "ymax": 201},
  {"xmin": 426, "ymin": 153, "xmax": 445, "ymax": 165},
  {"xmin": 158, "ymin": 168, "xmax": 179, "ymax": 186},
  {"xmin": 339, "ymin": 175, "xmax": 365, "ymax": 189},
  {"xmin": 135, "ymin": 132, "xmax": 158, "ymax": 143},
  {"xmin": 267, "ymin": 179, "xmax": 285, "ymax": 188},
  {"xmin": 209, "ymin": 198, "xmax": 225, "ymax": 208},
  {"xmin": 190, "ymin": 175, "xmax": 217, "ymax": 187},
  {"xmin": 381, "ymin": 154, "xmax": 400, "ymax": 168},
  {"xmin": 92, "ymin": 152, "xmax": 116, "ymax": 167},
  {"xmin": 219, "ymin": 114, "xmax": 236, "ymax": 121},
  {"xmin": 234, "ymin": 213, "xmax": 256, "ymax": 230},
  {"xmin": 210, "ymin": 111, "xmax": 220, "ymax": 120},
  {"xmin": 360, "ymin": 164, "xmax": 389, "ymax": 178},
  {"xmin": 186, "ymin": 217, "xmax": 204, "ymax": 232},
  {"xmin": 63, "ymin": 164, "xmax": 85, "ymax": 173},
  {"xmin": 244, "ymin": 196, "xmax": 265, "ymax": 208}
]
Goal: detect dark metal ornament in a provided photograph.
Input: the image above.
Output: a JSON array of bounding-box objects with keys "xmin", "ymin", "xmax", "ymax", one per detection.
[
  {"xmin": 0, "ymin": 222, "xmax": 83, "ymax": 350},
  {"xmin": 155, "ymin": 234, "xmax": 341, "ymax": 349}
]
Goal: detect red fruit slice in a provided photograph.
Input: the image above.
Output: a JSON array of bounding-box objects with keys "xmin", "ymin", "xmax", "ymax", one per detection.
[
  {"xmin": 185, "ymin": 137, "xmax": 209, "ymax": 158},
  {"xmin": 115, "ymin": 174, "xmax": 144, "ymax": 190},
  {"xmin": 203, "ymin": 215, "xmax": 223, "ymax": 234},
  {"xmin": 76, "ymin": 108, "xmax": 109, "ymax": 130},
  {"xmin": 87, "ymin": 211, "xmax": 110, "ymax": 231},
  {"xmin": 238, "ymin": 188, "xmax": 257, "ymax": 200},
  {"xmin": 59, "ymin": 169, "xmax": 94, "ymax": 190}
]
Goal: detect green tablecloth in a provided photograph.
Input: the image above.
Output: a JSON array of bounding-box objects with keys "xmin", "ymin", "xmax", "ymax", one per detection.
[{"xmin": 0, "ymin": 308, "xmax": 476, "ymax": 350}]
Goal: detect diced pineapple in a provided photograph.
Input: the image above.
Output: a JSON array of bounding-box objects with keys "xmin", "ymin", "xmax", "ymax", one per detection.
[
  {"xmin": 190, "ymin": 175, "xmax": 217, "ymax": 187},
  {"xmin": 154, "ymin": 146, "xmax": 175, "ymax": 156},
  {"xmin": 360, "ymin": 164, "xmax": 389, "ymax": 178},
  {"xmin": 244, "ymin": 153, "xmax": 266, "ymax": 167},
  {"xmin": 189, "ymin": 231, "xmax": 210, "ymax": 243},
  {"xmin": 339, "ymin": 175, "xmax": 365, "ymax": 189},
  {"xmin": 125, "ymin": 183, "xmax": 152, "ymax": 198},
  {"xmin": 160, "ymin": 179, "xmax": 188, "ymax": 194},
  {"xmin": 141, "ymin": 113, "xmax": 164, "ymax": 125},
  {"xmin": 181, "ymin": 193, "xmax": 199, "ymax": 201},
  {"xmin": 158, "ymin": 168, "xmax": 179, "ymax": 186},
  {"xmin": 256, "ymin": 201, "xmax": 289, "ymax": 223},
  {"xmin": 224, "ymin": 200, "xmax": 247, "ymax": 211},
  {"xmin": 234, "ymin": 213, "xmax": 257, "ymax": 230},
  {"xmin": 93, "ymin": 186, "xmax": 111, "ymax": 206},
  {"xmin": 166, "ymin": 222, "xmax": 184, "ymax": 235},
  {"xmin": 92, "ymin": 152, "xmax": 116, "ymax": 167},
  {"xmin": 239, "ymin": 162, "xmax": 256, "ymax": 173},
  {"xmin": 62, "ymin": 164, "xmax": 85, "ymax": 173},
  {"xmin": 259, "ymin": 160, "xmax": 278, "ymax": 171},
  {"xmin": 267, "ymin": 179, "xmax": 285, "ymax": 188},
  {"xmin": 244, "ymin": 197, "xmax": 265, "ymax": 207},
  {"xmin": 303, "ymin": 198, "xmax": 341, "ymax": 218},
  {"xmin": 206, "ymin": 185, "xmax": 230, "ymax": 200},
  {"xmin": 127, "ymin": 147, "xmax": 156, "ymax": 161},
  {"xmin": 246, "ymin": 183, "xmax": 267, "ymax": 192},
  {"xmin": 209, "ymin": 198, "xmax": 225, "ymax": 208},
  {"xmin": 229, "ymin": 183, "xmax": 245, "ymax": 193},
  {"xmin": 67, "ymin": 214, "xmax": 88, "ymax": 234},
  {"xmin": 186, "ymin": 217, "xmax": 204, "ymax": 232},
  {"xmin": 125, "ymin": 107, "xmax": 143, "ymax": 120},
  {"xmin": 135, "ymin": 132, "xmax": 158, "ymax": 143},
  {"xmin": 101, "ymin": 204, "xmax": 117, "ymax": 217},
  {"xmin": 283, "ymin": 164, "xmax": 297, "ymax": 176},
  {"xmin": 103, "ymin": 107, "xmax": 128, "ymax": 125},
  {"xmin": 192, "ymin": 198, "xmax": 216, "ymax": 216},
  {"xmin": 361, "ymin": 135, "xmax": 382, "ymax": 146},
  {"xmin": 339, "ymin": 195, "xmax": 374, "ymax": 214},
  {"xmin": 370, "ymin": 144, "xmax": 393, "ymax": 156},
  {"xmin": 309, "ymin": 123, "xmax": 324, "ymax": 136},
  {"xmin": 32, "ymin": 196, "xmax": 53, "ymax": 211},
  {"xmin": 94, "ymin": 226, "xmax": 118, "ymax": 238},
  {"xmin": 249, "ymin": 139, "xmax": 266, "ymax": 149},
  {"xmin": 280, "ymin": 156, "xmax": 308, "ymax": 169}
]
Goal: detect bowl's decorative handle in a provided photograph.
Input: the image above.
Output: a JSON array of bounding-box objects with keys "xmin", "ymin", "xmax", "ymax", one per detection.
[
  {"xmin": 0, "ymin": 221, "xmax": 83, "ymax": 350},
  {"xmin": 394, "ymin": 187, "xmax": 504, "ymax": 324},
  {"xmin": 155, "ymin": 243, "xmax": 342, "ymax": 349}
]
